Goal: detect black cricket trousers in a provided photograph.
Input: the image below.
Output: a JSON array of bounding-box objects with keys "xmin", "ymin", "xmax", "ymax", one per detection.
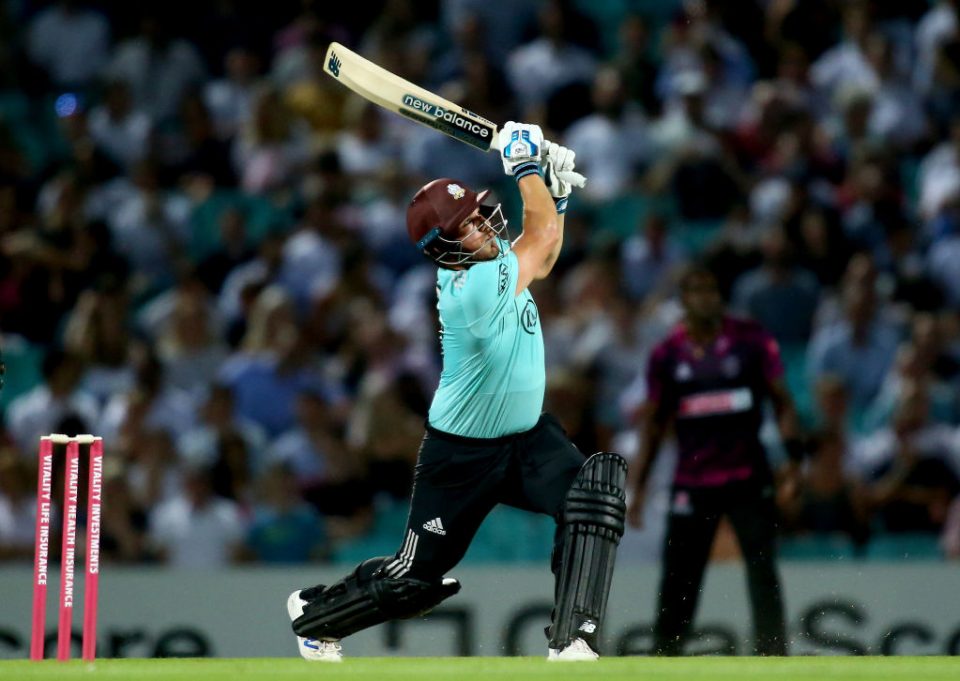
[{"xmin": 382, "ymin": 413, "xmax": 586, "ymax": 580}]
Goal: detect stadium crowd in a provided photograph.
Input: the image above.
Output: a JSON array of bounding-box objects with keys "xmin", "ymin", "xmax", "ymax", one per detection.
[{"xmin": 1, "ymin": 0, "xmax": 959, "ymax": 568}]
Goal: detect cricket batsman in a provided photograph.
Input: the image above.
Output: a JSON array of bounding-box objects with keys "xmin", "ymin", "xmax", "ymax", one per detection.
[{"xmin": 286, "ymin": 122, "xmax": 627, "ymax": 661}]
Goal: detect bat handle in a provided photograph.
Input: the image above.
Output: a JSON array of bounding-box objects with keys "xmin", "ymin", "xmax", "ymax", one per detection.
[
  {"xmin": 487, "ymin": 137, "xmax": 588, "ymax": 188},
  {"xmin": 557, "ymin": 170, "xmax": 587, "ymax": 189}
]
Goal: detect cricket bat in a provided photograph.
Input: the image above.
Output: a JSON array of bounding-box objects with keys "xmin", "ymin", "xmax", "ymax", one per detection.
[{"xmin": 323, "ymin": 42, "xmax": 586, "ymax": 187}]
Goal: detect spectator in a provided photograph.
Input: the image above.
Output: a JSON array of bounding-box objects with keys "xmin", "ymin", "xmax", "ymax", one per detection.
[
  {"xmin": 863, "ymin": 342, "xmax": 958, "ymax": 433},
  {"xmin": 196, "ymin": 207, "xmax": 256, "ymax": 295},
  {"xmin": 242, "ymin": 461, "xmax": 330, "ymax": 563},
  {"xmin": 99, "ymin": 344, "xmax": 198, "ymax": 447},
  {"xmin": 88, "ymin": 80, "xmax": 153, "ymax": 172},
  {"xmin": 105, "ymin": 9, "xmax": 206, "ymax": 124},
  {"xmin": 914, "ymin": 0, "xmax": 959, "ymax": 94},
  {"xmin": 204, "ymin": 46, "xmax": 262, "ymax": 141},
  {"xmin": 233, "ymin": 85, "xmax": 312, "ymax": 194},
  {"xmin": 859, "ymin": 385, "xmax": 960, "ymax": 534},
  {"xmin": 779, "ymin": 430, "xmax": 870, "ymax": 548},
  {"xmin": 345, "ymin": 318, "xmax": 426, "ymax": 500},
  {"xmin": 106, "ymin": 160, "xmax": 192, "ymax": 296},
  {"xmin": 217, "ymin": 232, "xmax": 285, "ymax": 335},
  {"xmin": 918, "ymin": 115, "xmax": 960, "ymax": 224},
  {"xmin": 148, "ymin": 463, "xmax": 246, "ymax": 567},
  {"xmin": 620, "ymin": 213, "xmax": 686, "ymax": 302},
  {"xmin": 269, "ymin": 385, "xmax": 372, "ymax": 539},
  {"xmin": 98, "ymin": 460, "xmax": 152, "ymax": 563},
  {"xmin": 611, "ymin": 14, "xmax": 660, "ymax": 115},
  {"xmin": 335, "ymin": 101, "xmax": 400, "ymax": 181},
  {"xmin": 155, "ymin": 282, "xmax": 229, "ymax": 398},
  {"xmin": 563, "ymin": 67, "xmax": 649, "ymax": 202},
  {"xmin": 646, "ymin": 73, "xmax": 744, "ymax": 221},
  {"xmin": 0, "ymin": 449, "xmax": 40, "ymax": 560},
  {"xmin": 62, "ymin": 284, "xmax": 134, "ymax": 405},
  {"xmin": 505, "ymin": 0, "xmax": 597, "ymax": 109},
  {"xmin": 809, "ymin": 2, "xmax": 877, "ymax": 102},
  {"xmin": 863, "ymin": 33, "xmax": 927, "ymax": 149},
  {"xmin": 807, "ymin": 279, "xmax": 899, "ymax": 416},
  {"xmin": 731, "ymin": 224, "xmax": 820, "ymax": 345},
  {"xmin": 218, "ymin": 286, "xmax": 331, "ymax": 437},
  {"xmin": 6, "ymin": 349, "xmax": 99, "ymax": 455},
  {"xmin": 166, "ymin": 93, "xmax": 237, "ymax": 188},
  {"xmin": 26, "ymin": 0, "xmax": 110, "ymax": 91}
]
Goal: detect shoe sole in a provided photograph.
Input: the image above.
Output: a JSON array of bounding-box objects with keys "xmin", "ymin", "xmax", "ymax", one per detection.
[
  {"xmin": 547, "ymin": 653, "xmax": 599, "ymax": 661},
  {"xmin": 287, "ymin": 590, "xmax": 342, "ymax": 662}
]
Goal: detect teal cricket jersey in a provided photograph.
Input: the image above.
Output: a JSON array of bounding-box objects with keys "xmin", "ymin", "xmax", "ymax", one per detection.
[{"xmin": 427, "ymin": 248, "xmax": 545, "ymax": 438}]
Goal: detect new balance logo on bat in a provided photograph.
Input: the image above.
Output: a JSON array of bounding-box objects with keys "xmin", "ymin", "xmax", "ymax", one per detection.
[
  {"xmin": 423, "ymin": 518, "xmax": 447, "ymax": 535},
  {"xmin": 402, "ymin": 95, "xmax": 491, "ymax": 139},
  {"xmin": 328, "ymin": 53, "xmax": 341, "ymax": 77}
]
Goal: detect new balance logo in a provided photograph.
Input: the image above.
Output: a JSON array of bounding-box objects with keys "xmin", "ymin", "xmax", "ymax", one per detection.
[
  {"xmin": 423, "ymin": 518, "xmax": 446, "ymax": 535},
  {"xmin": 579, "ymin": 621, "xmax": 597, "ymax": 634},
  {"xmin": 328, "ymin": 52, "xmax": 341, "ymax": 77}
]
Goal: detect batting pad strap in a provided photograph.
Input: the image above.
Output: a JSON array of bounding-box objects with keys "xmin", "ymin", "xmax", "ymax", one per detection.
[
  {"xmin": 512, "ymin": 162, "xmax": 542, "ymax": 181},
  {"xmin": 564, "ymin": 489, "xmax": 626, "ymax": 534}
]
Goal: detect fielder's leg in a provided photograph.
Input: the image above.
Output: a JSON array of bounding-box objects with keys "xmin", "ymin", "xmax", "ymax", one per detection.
[
  {"xmin": 727, "ymin": 481, "xmax": 788, "ymax": 655},
  {"xmin": 653, "ymin": 488, "xmax": 721, "ymax": 655},
  {"xmin": 549, "ymin": 452, "xmax": 628, "ymax": 657}
]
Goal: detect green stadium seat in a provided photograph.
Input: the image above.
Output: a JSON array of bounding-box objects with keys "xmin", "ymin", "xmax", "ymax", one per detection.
[
  {"xmin": 0, "ymin": 337, "xmax": 44, "ymax": 415},
  {"xmin": 331, "ymin": 498, "xmax": 410, "ymax": 565},
  {"xmin": 863, "ymin": 533, "xmax": 943, "ymax": 561},
  {"xmin": 899, "ymin": 157, "xmax": 922, "ymax": 216},
  {"xmin": 462, "ymin": 507, "xmax": 554, "ymax": 564},
  {"xmin": 779, "ymin": 534, "xmax": 857, "ymax": 561},
  {"xmin": 778, "ymin": 343, "xmax": 816, "ymax": 428},
  {"xmin": 189, "ymin": 190, "xmax": 291, "ymax": 262},
  {"xmin": 332, "ymin": 502, "xmax": 557, "ymax": 566},
  {"xmin": 589, "ymin": 193, "xmax": 676, "ymax": 249},
  {"xmin": 675, "ymin": 219, "xmax": 723, "ymax": 256},
  {"xmin": 0, "ymin": 91, "xmax": 30, "ymax": 124}
]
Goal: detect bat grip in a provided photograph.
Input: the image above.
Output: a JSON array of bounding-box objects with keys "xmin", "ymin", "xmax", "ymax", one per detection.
[{"xmin": 557, "ymin": 170, "xmax": 587, "ymax": 189}]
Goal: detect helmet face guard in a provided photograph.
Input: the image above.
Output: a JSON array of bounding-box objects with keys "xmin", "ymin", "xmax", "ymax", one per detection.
[{"xmin": 417, "ymin": 203, "xmax": 511, "ymax": 268}]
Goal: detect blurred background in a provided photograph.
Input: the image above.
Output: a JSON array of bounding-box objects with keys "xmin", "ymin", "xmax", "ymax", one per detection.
[{"xmin": 1, "ymin": 0, "xmax": 960, "ymax": 658}]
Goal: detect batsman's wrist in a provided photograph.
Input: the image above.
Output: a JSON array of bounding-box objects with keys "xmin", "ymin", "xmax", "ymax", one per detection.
[
  {"xmin": 512, "ymin": 161, "xmax": 541, "ymax": 181},
  {"xmin": 554, "ymin": 196, "xmax": 569, "ymax": 214}
]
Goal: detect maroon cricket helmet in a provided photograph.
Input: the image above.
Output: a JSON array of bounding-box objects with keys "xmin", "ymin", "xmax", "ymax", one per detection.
[{"xmin": 406, "ymin": 178, "xmax": 492, "ymax": 266}]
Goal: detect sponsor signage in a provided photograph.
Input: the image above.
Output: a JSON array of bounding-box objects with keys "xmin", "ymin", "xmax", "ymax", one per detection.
[{"xmin": 2, "ymin": 565, "xmax": 958, "ymax": 657}]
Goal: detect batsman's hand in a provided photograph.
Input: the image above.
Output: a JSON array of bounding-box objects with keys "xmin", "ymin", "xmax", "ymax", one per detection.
[
  {"xmin": 498, "ymin": 121, "xmax": 543, "ymax": 180},
  {"xmin": 543, "ymin": 141, "xmax": 576, "ymax": 200}
]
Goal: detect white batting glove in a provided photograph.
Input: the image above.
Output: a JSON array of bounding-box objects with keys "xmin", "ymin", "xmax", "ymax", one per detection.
[
  {"xmin": 543, "ymin": 142, "xmax": 576, "ymax": 213},
  {"xmin": 498, "ymin": 121, "xmax": 543, "ymax": 181}
]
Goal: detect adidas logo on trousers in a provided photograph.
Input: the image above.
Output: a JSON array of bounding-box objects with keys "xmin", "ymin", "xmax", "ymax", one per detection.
[{"xmin": 423, "ymin": 518, "xmax": 446, "ymax": 535}]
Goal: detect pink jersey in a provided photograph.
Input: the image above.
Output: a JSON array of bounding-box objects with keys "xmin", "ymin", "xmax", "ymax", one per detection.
[{"xmin": 647, "ymin": 316, "xmax": 784, "ymax": 488}]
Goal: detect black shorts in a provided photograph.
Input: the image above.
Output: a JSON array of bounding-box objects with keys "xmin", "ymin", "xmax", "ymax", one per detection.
[{"xmin": 382, "ymin": 413, "xmax": 587, "ymax": 580}]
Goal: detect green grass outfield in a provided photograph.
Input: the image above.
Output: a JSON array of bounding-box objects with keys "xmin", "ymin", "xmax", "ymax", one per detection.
[{"xmin": 2, "ymin": 657, "xmax": 959, "ymax": 681}]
